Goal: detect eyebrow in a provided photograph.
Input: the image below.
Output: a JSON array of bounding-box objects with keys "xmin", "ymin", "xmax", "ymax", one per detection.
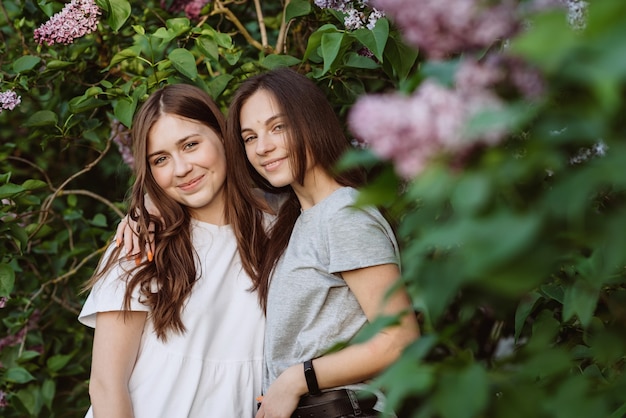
[
  {"xmin": 240, "ymin": 113, "xmax": 285, "ymax": 133},
  {"xmin": 147, "ymin": 135, "xmax": 196, "ymax": 159}
]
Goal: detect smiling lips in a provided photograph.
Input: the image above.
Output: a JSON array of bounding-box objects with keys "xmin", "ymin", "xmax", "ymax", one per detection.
[
  {"xmin": 178, "ymin": 175, "xmax": 204, "ymax": 191},
  {"xmin": 261, "ymin": 157, "xmax": 285, "ymax": 172}
]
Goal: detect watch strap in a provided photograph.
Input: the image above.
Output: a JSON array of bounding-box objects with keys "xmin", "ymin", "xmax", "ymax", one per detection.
[{"xmin": 303, "ymin": 359, "xmax": 321, "ymax": 396}]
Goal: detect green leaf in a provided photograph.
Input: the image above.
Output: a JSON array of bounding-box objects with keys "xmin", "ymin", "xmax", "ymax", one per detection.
[
  {"xmin": 261, "ymin": 54, "xmax": 301, "ymax": 69},
  {"xmin": 0, "ymin": 183, "xmax": 24, "ymax": 199},
  {"xmin": 24, "ymin": 110, "xmax": 58, "ymax": 127},
  {"xmin": 196, "ymin": 36, "xmax": 219, "ymax": 62},
  {"xmin": 562, "ymin": 280, "xmax": 599, "ymax": 327},
  {"xmin": 285, "ymin": 0, "xmax": 312, "ymax": 21},
  {"xmin": 46, "ymin": 59, "xmax": 74, "ymax": 70},
  {"xmin": 450, "ymin": 173, "xmax": 491, "ymax": 215},
  {"xmin": 434, "ymin": 364, "xmax": 488, "ymax": 418},
  {"xmin": 67, "ymin": 194, "xmax": 78, "ymax": 207},
  {"xmin": 169, "ymin": 48, "xmax": 198, "ymax": 80},
  {"xmin": 0, "ymin": 263, "xmax": 15, "ymax": 296},
  {"xmin": 383, "ymin": 35, "xmax": 418, "ymax": 81},
  {"xmin": 321, "ymin": 32, "xmax": 344, "ymax": 74},
  {"xmin": 47, "ymin": 354, "xmax": 74, "ymax": 372},
  {"xmin": 15, "ymin": 387, "xmax": 40, "ymax": 416},
  {"xmin": 303, "ymin": 24, "xmax": 338, "ymax": 61},
  {"xmin": 114, "ymin": 98, "xmax": 136, "ymax": 128},
  {"xmin": 514, "ymin": 292, "xmax": 542, "ymax": 341},
  {"xmin": 106, "ymin": 0, "xmax": 131, "ymax": 31},
  {"xmin": 22, "ymin": 179, "xmax": 47, "ymax": 191},
  {"xmin": 351, "ymin": 18, "xmax": 389, "ymax": 62},
  {"xmin": 343, "ymin": 52, "xmax": 379, "ymax": 69},
  {"xmin": 10, "ymin": 223, "xmax": 28, "ymax": 252},
  {"xmin": 6, "ymin": 367, "xmax": 36, "ymax": 383},
  {"xmin": 207, "ymin": 74, "xmax": 234, "ymax": 99},
  {"xmin": 91, "ymin": 213, "xmax": 108, "ymax": 227},
  {"xmin": 13, "ymin": 55, "xmax": 41, "ymax": 73},
  {"xmin": 42, "ymin": 379, "xmax": 56, "ymax": 410},
  {"xmin": 109, "ymin": 45, "xmax": 142, "ymax": 67}
]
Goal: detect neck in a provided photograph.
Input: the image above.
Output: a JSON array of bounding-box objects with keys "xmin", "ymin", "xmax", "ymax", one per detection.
[
  {"xmin": 188, "ymin": 194, "xmax": 228, "ymax": 226},
  {"xmin": 292, "ymin": 167, "xmax": 342, "ymax": 210}
]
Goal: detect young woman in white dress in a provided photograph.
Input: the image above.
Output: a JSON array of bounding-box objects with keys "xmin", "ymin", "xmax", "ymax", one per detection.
[{"xmin": 79, "ymin": 84, "xmax": 268, "ymax": 418}]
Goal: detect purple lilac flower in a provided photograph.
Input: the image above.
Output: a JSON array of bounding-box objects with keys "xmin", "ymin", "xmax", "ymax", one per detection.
[
  {"xmin": 0, "ymin": 297, "xmax": 6, "ymax": 308},
  {"xmin": 161, "ymin": 0, "xmax": 211, "ymax": 20},
  {"xmin": 111, "ymin": 119, "xmax": 135, "ymax": 169},
  {"xmin": 0, "ymin": 390, "xmax": 7, "ymax": 408},
  {"xmin": 570, "ymin": 141, "xmax": 608, "ymax": 165},
  {"xmin": 315, "ymin": 0, "xmax": 384, "ymax": 31},
  {"xmin": 372, "ymin": 0, "xmax": 519, "ymax": 59},
  {"xmin": 348, "ymin": 80, "xmax": 504, "ymax": 179},
  {"xmin": 531, "ymin": 0, "xmax": 588, "ymax": 29},
  {"xmin": 34, "ymin": 0, "xmax": 100, "ymax": 46},
  {"xmin": 0, "ymin": 90, "xmax": 21, "ymax": 113}
]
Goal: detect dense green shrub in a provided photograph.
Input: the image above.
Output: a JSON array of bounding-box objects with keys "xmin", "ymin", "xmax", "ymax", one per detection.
[{"xmin": 1, "ymin": 0, "xmax": 625, "ymax": 416}]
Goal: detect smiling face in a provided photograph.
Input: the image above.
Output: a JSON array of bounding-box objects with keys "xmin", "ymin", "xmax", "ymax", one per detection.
[
  {"xmin": 147, "ymin": 113, "xmax": 227, "ymax": 223},
  {"xmin": 239, "ymin": 89, "xmax": 297, "ymax": 189}
]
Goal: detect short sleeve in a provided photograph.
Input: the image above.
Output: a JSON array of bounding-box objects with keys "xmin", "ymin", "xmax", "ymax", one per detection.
[
  {"xmin": 78, "ymin": 245, "xmax": 150, "ymax": 328},
  {"xmin": 326, "ymin": 205, "xmax": 399, "ymax": 274}
]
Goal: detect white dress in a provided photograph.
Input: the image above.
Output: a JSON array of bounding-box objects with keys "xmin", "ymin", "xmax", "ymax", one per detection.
[{"xmin": 79, "ymin": 219, "xmax": 265, "ymax": 418}]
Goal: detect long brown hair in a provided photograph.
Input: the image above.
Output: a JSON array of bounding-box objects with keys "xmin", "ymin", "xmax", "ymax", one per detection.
[
  {"xmin": 88, "ymin": 84, "xmax": 268, "ymax": 340},
  {"xmin": 225, "ymin": 68, "xmax": 365, "ymax": 311}
]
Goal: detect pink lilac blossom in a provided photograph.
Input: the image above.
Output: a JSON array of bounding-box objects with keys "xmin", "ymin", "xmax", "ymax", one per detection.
[
  {"xmin": 372, "ymin": 0, "xmax": 519, "ymax": 59},
  {"xmin": 0, "ymin": 297, "xmax": 6, "ymax": 308},
  {"xmin": 111, "ymin": 119, "xmax": 135, "ymax": 169},
  {"xmin": 34, "ymin": 0, "xmax": 101, "ymax": 46},
  {"xmin": 456, "ymin": 55, "xmax": 545, "ymax": 100},
  {"xmin": 0, "ymin": 90, "xmax": 21, "ymax": 113},
  {"xmin": 348, "ymin": 80, "xmax": 504, "ymax": 178},
  {"xmin": 161, "ymin": 0, "xmax": 211, "ymax": 20}
]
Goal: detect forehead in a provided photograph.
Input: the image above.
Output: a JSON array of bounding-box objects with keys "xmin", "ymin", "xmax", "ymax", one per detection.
[
  {"xmin": 240, "ymin": 90, "xmax": 282, "ymax": 123},
  {"xmin": 147, "ymin": 114, "xmax": 217, "ymax": 152}
]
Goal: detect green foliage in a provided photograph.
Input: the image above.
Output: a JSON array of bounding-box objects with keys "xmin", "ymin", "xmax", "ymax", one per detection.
[{"xmin": 1, "ymin": 0, "xmax": 625, "ymax": 417}]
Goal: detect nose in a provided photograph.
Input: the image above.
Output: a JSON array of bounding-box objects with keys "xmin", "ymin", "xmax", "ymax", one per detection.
[
  {"xmin": 173, "ymin": 155, "xmax": 193, "ymax": 177},
  {"xmin": 255, "ymin": 132, "xmax": 276, "ymax": 155}
]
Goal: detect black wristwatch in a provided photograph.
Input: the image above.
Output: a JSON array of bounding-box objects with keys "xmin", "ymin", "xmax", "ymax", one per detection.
[{"xmin": 303, "ymin": 359, "xmax": 321, "ymax": 396}]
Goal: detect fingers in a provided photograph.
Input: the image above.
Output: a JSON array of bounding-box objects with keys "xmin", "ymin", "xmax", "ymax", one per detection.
[{"xmin": 115, "ymin": 217, "xmax": 128, "ymax": 248}]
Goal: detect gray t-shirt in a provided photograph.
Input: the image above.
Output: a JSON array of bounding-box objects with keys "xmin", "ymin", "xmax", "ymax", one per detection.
[{"xmin": 263, "ymin": 187, "xmax": 400, "ymax": 397}]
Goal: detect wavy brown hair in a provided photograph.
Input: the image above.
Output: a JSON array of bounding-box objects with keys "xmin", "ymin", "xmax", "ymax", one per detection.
[
  {"xmin": 225, "ymin": 68, "xmax": 365, "ymax": 311},
  {"xmin": 88, "ymin": 84, "xmax": 269, "ymax": 340}
]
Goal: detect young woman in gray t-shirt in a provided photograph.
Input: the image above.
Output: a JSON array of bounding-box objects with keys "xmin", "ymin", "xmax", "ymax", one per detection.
[{"xmin": 226, "ymin": 68, "xmax": 420, "ymax": 418}]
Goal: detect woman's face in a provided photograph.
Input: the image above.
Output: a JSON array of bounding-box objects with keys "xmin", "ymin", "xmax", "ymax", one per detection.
[
  {"xmin": 239, "ymin": 89, "xmax": 296, "ymax": 189},
  {"xmin": 147, "ymin": 113, "xmax": 227, "ymax": 223}
]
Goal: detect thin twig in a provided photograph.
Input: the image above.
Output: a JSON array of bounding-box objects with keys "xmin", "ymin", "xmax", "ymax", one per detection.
[
  {"xmin": 253, "ymin": 0, "xmax": 268, "ymax": 48},
  {"xmin": 7, "ymin": 156, "xmax": 54, "ymax": 189},
  {"xmin": 61, "ymin": 189, "xmax": 125, "ymax": 218},
  {"xmin": 25, "ymin": 245, "xmax": 108, "ymax": 311},
  {"xmin": 211, "ymin": 0, "xmax": 267, "ymax": 52},
  {"xmin": 276, "ymin": 0, "xmax": 292, "ymax": 54},
  {"xmin": 34, "ymin": 136, "xmax": 113, "ymax": 238}
]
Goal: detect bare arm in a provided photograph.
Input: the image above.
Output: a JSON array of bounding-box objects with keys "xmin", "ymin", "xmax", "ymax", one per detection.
[
  {"xmin": 256, "ymin": 263, "xmax": 419, "ymax": 418},
  {"xmin": 89, "ymin": 310, "xmax": 147, "ymax": 418}
]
